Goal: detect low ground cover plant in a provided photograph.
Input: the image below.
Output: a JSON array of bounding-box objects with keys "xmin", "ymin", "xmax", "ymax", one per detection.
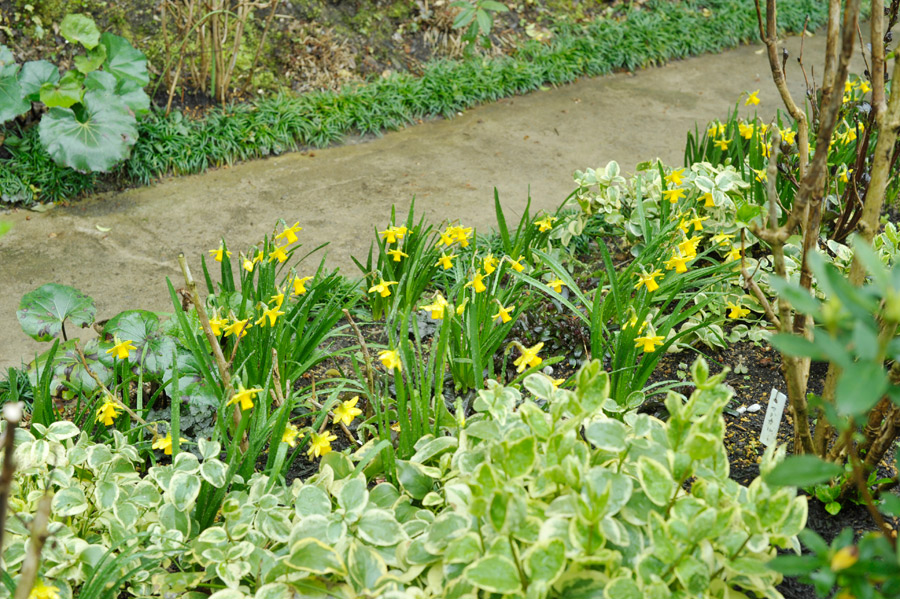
[{"xmin": 0, "ymin": 0, "xmax": 832, "ymax": 205}]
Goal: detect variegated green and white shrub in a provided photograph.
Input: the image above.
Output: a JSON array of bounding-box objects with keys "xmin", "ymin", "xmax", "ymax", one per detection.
[{"xmin": 2, "ymin": 358, "xmax": 805, "ymax": 599}]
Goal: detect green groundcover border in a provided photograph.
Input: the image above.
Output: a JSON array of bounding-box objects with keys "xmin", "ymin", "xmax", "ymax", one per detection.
[{"xmin": 0, "ymin": 0, "xmax": 831, "ymax": 205}]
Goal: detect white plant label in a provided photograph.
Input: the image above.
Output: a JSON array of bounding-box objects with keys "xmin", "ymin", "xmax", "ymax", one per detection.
[{"xmin": 760, "ymin": 388, "xmax": 788, "ymax": 447}]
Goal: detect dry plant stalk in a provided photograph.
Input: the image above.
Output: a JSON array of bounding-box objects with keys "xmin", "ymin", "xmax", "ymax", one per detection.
[{"xmin": 159, "ymin": 0, "xmax": 280, "ymax": 109}]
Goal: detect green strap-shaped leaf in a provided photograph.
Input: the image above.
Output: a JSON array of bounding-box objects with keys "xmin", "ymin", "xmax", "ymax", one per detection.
[
  {"xmin": 17, "ymin": 283, "xmax": 96, "ymax": 341},
  {"xmin": 765, "ymin": 455, "xmax": 843, "ymax": 487},
  {"xmin": 39, "ymin": 89, "xmax": 138, "ymax": 172}
]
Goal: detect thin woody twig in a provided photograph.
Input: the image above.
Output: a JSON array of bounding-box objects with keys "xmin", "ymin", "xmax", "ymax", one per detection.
[
  {"xmin": 12, "ymin": 493, "xmax": 51, "ymax": 599},
  {"xmin": 0, "ymin": 403, "xmax": 22, "ymax": 560}
]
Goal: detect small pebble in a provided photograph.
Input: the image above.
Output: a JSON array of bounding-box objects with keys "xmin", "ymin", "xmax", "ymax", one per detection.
[
  {"xmin": 542, "ymin": 365, "xmax": 554, "ymax": 375},
  {"xmin": 746, "ymin": 403, "xmax": 761, "ymax": 413}
]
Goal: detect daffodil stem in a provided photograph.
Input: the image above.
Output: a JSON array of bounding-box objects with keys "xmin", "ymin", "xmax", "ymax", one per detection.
[
  {"xmin": 177, "ymin": 254, "xmax": 240, "ymax": 434},
  {"xmin": 343, "ymin": 309, "xmax": 376, "ymax": 402},
  {"xmin": 270, "ymin": 349, "xmax": 285, "ymax": 407},
  {"xmin": 73, "ymin": 343, "xmax": 156, "ymax": 435}
]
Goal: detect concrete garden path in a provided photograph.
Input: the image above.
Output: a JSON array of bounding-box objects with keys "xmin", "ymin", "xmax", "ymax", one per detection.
[{"xmin": 0, "ymin": 31, "xmax": 864, "ymax": 369}]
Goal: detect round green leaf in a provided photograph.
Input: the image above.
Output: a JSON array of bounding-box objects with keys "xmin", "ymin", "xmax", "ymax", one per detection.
[
  {"xmin": 200, "ymin": 459, "xmax": 227, "ymax": 488},
  {"xmin": 524, "ymin": 539, "xmax": 566, "ymax": 585},
  {"xmin": 605, "ymin": 577, "xmax": 641, "ymax": 599},
  {"xmin": 347, "ymin": 542, "xmax": 387, "ymax": 594},
  {"xmin": 637, "ymin": 456, "xmax": 675, "ymax": 507},
  {"xmin": 39, "ymin": 70, "xmax": 85, "ymax": 109},
  {"xmin": 287, "ymin": 538, "xmax": 345, "ymax": 575},
  {"xmin": 0, "ymin": 45, "xmax": 17, "ymax": 77},
  {"xmin": 356, "ymin": 508, "xmax": 404, "ymax": 546},
  {"xmin": 74, "ymin": 44, "xmax": 107, "ymax": 75},
  {"xmin": 116, "ymin": 78, "xmax": 150, "ymax": 117},
  {"xmin": 102, "ymin": 310, "xmax": 176, "ymax": 376},
  {"xmin": 26, "ymin": 339, "xmax": 112, "ymax": 395},
  {"xmin": 60, "ymin": 14, "xmax": 101, "ymax": 49},
  {"xmin": 168, "ymin": 472, "xmax": 201, "ymax": 512},
  {"xmin": 463, "ymin": 555, "xmax": 521, "ymax": 594},
  {"xmin": 17, "ymin": 283, "xmax": 96, "ymax": 342},
  {"xmin": 1, "ymin": 74, "xmax": 30, "ymax": 122},
  {"xmin": 53, "ymin": 486, "xmax": 89, "ymax": 516},
  {"xmin": 100, "ymin": 32, "xmax": 149, "ymax": 86},
  {"xmin": 294, "ymin": 485, "xmax": 332, "ymax": 517},
  {"xmin": 39, "ymin": 90, "xmax": 137, "ymax": 172},
  {"xmin": 18, "ymin": 60, "xmax": 59, "ymax": 102},
  {"xmin": 586, "ymin": 419, "xmax": 627, "ymax": 452}
]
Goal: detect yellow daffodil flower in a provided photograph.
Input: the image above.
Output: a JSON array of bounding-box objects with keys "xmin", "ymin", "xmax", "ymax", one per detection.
[
  {"xmin": 379, "ymin": 349, "xmax": 402, "ymax": 371},
  {"xmin": 550, "ymin": 377, "xmax": 566, "ymax": 389},
  {"xmin": 838, "ymin": 166, "xmax": 853, "ymax": 184},
  {"xmin": 269, "ymin": 245, "xmax": 288, "ymax": 263},
  {"xmin": 228, "ymin": 382, "xmax": 262, "ymax": 411},
  {"xmin": 483, "ymin": 253, "xmax": 498, "ymax": 275},
  {"xmin": 255, "ymin": 304, "xmax": 285, "ymax": 327},
  {"xmin": 435, "ymin": 252, "xmax": 457, "ymax": 270},
  {"xmin": 307, "ymin": 431, "xmax": 337, "ymax": 459},
  {"xmin": 379, "ymin": 226, "xmax": 407, "ymax": 244},
  {"xmin": 386, "ymin": 248, "xmax": 408, "ymax": 262},
  {"xmin": 208, "ymin": 313, "xmax": 228, "ymax": 336},
  {"xmin": 269, "ymin": 292, "xmax": 285, "ymax": 311},
  {"xmin": 106, "ymin": 336, "xmax": 136, "ymax": 360},
  {"xmin": 152, "ymin": 433, "xmax": 187, "ymax": 456},
  {"xmin": 333, "ymin": 396, "xmax": 363, "ymax": 427},
  {"xmin": 292, "ymin": 276, "xmax": 313, "ymax": 295},
  {"xmin": 781, "ymin": 128, "xmax": 797, "ymax": 145},
  {"xmin": 634, "ymin": 269, "xmax": 663, "ymax": 292},
  {"xmin": 830, "ymin": 546, "xmax": 859, "ymax": 572},
  {"xmin": 664, "ymin": 250, "xmax": 690, "ymax": 274},
  {"xmin": 724, "ymin": 244, "xmax": 742, "ymax": 262},
  {"xmin": 282, "ymin": 424, "xmax": 301, "ymax": 448},
  {"xmin": 713, "ymin": 138, "xmax": 730, "ymax": 151},
  {"xmin": 513, "ymin": 342, "xmax": 544, "ymax": 373},
  {"xmin": 369, "ymin": 279, "xmax": 398, "ymax": 297},
  {"xmin": 738, "ymin": 121, "xmax": 755, "ymax": 139},
  {"xmin": 547, "ymin": 278, "xmax": 566, "ymax": 294},
  {"xmin": 507, "ymin": 255, "xmax": 525, "ymax": 272},
  {"xmin": 29, "ymin": 580, "xmax": 60, "ymax": 599},
  {"xmin": 421, "ymin": 294, "xmax": 449, "ymax": 319},
  {"xmin": 859, "ymin": 80, "xmax": 871, "ymax": 94},
  {"xmin": 223, "ymin": 318, "xmax": 251, "ymax": 338},
  {"xmin": 677, "ymin": 216, "xmax": 690, "ymax": 234},
  {"xmin": 456, "ymin": 297, "xmax": 469, "ymax": 316},
  {"xmin": 687, "ymin": 213, "xmax": 709, "ymax": 231},
  {"xmin": 745, "ymin": 89, "xmax": 760, "ymax": 106},
  {"xmin": 96, "ymin": 396, "xmax": 121, "ymax": 426},
  {"xmin": 678, "ymin": 234, "xmax": 702, "ymax": 258},
  {"xmin": 465, "ymin": 271, "xmax": 487, "ymax": 293},
  {"xmin": 275, "ymin": 222, "xmax": 302, "ymax": 244},
  {"xmin": 493, "ymin": 303, "xmax": 515, "ymax": 323},
  {"xmin": 436, "ymin": 230, "xmax": 455, "ymax": 247},
  {"xmin": 535, "ymin": 216, "xmax": 557, "ymax": 232},
  {"xmin": 844, "ymin": 80, "xmax": 856, "ymax": 93},
  {"xmin": 450, "ymin": 225, "xmax": 473, "ymax": 247},
  {"xmin": 701, "ymin": 192, "xmax": 715, "ymax": 208},
  {"xmin": 707, "ymin": 122, "xmax": 726, "ymax": 136},
  {"xmin": 711, "ymin": 232, "xmax": 736, "ymax": 245},
  {"xmin": 663, "ymin": 188, "xmax": 686, "ymax": 204},
  {"xmin": 635, "ymin": 333, "xmax": 665, "ymax": 353},
  {"xmin": 209, "ymin": 244, "xmax": 232, "ymax": 262},
  {"xmin": 726, "ymin": 302, "xmax": 751, "ymax": 319},
  {"xmin": 753, "ymin": 168, "xmax": 767, "ymax": 183},
  {"xmin": 665, "ymin": 168, "xmax": 685, "ymax": 186},
  {"xmin": 761, "ymin": 143, "xmax": 770, "ymax": 158},
  {"xmin": 242, "ymin": 255, "xmax": 255, "ymax": 272}
]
